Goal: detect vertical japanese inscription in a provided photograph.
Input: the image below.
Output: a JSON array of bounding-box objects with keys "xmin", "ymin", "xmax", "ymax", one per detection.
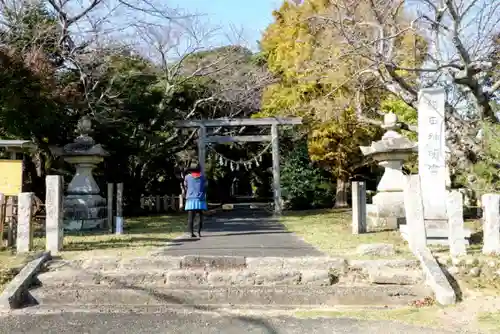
[{"xmin": 418, "ymin": 88, "xmax": 447, "ymax": 220}]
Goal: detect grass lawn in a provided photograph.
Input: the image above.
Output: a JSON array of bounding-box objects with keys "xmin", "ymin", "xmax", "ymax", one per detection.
[
  {"xmin": 48, "ymin": 214, "xmax": 187, "ymax": 259},
  {"xmin": 0, "ymin": 251, "xmax": 35, "ymax": 292},
  {"xmin": 281, "ymin": 209, "xmax": 412, "ymax": 259}
]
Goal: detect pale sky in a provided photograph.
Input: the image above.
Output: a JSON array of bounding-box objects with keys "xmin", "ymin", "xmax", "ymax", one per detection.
[{"xmin": 168, "ymin": 0, "xmax": 282, "ymax": 50}]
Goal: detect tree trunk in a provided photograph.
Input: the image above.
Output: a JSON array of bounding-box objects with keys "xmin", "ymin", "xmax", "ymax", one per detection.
[{"xmin": 334, "ymin": 178, "xmax": 349, "ymax": 208}]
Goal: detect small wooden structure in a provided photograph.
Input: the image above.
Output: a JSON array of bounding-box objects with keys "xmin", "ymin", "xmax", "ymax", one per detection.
[
  {"xmin": 176, "ymin": 117, "xmax": 302, "ymax": 214},
  {"xmin": 0, "ymin": 140, "xmax": 37, "ymax": 247}
]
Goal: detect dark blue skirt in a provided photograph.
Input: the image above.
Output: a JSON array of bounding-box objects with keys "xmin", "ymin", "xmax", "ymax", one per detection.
[{"xmin": 185, "ymin": 199, "xmax": 208, "ymax": 211}]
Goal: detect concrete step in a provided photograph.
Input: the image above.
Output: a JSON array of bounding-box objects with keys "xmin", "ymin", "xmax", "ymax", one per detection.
[{"xmin": 30, "ymin": 284, "xmax": 431, "ymax": 307}]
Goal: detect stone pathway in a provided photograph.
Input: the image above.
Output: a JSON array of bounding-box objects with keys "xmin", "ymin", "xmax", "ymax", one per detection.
[{"xmin": 157, "ymin": 209, "xmax": 323, "ymax": 257}]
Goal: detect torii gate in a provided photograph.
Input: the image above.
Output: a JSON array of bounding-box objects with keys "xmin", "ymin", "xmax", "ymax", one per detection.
[{"xmin": 176, "ymin": 117, "xmax": 302, "ymax": 214}]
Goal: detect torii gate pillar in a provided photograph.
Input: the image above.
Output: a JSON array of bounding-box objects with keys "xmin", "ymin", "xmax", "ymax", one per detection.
[{"xmin": 177, "ymin": 117, "xmax": 302, "ymax": 214}]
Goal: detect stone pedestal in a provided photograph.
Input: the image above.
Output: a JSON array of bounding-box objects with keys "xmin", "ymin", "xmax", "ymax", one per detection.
[
  {"xmin": 368, "ymin": 157, "xmax": 408, "ymax": 230},
  {"xmin": 63, "ymin": 157, "xmax": 106, "ymax": 230}
]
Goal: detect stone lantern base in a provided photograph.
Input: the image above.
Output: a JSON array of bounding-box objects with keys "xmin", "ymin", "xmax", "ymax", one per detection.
[
  {"xmin": 64, "ymin": 194, "xmax": 107, "ymax": 231},
  {"xmin": 359, "ymin": 113, "xmax": 417, "ymax": 232},
  {"xmin": 366, "ymin": 192, "xmax": 406, "ymax": 231}
]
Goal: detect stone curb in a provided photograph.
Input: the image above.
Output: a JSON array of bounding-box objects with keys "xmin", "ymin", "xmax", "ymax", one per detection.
[
  {"xmin": 0, "ymin": 251, "xmax": 52, "ymax": 310},
  {"xmin": 415, "ymin": 247, "xmax": 456, "ymax": 305}
]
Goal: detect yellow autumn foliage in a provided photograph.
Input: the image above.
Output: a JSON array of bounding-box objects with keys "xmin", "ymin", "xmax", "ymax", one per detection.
[{"xmin": 259, "ymin": 0, "xmax": 426, "ymax": 196}]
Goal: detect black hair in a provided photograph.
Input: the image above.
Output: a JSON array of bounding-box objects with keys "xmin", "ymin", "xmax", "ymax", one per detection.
[{"xmin": 185, "ymin": 163, "xmax": 201, "ymax": 173}]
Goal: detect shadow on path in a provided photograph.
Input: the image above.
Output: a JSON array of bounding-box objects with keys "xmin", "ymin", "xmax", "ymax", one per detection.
[{"xmin": 158, "ymin": 209, "xmax": 324, "ymax": 257}]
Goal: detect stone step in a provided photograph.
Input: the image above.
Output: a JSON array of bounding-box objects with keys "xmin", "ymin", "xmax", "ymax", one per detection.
[
  {"xmin": 30, "ymin": 285, "xmax": 431, "ymax": 307},
  {"xmin": 37, "ymin": 265, "xmax": 424, "ymax": 288},
  {"xmin": 46, "ymin": 256, "xmax": 351, "ymax": 272},
  {"xmin": 46, "ymin": 256, "xmax": 420, "ymax": 273},
  {"xmin": 37, "ymin": 269, "xmax": 335, "ymax": 287}
]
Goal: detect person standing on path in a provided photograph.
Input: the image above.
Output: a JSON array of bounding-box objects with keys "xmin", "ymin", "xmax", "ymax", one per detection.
[{"xmin": 184, "ymin": 163, "xmax": 207, "ymax": 238}]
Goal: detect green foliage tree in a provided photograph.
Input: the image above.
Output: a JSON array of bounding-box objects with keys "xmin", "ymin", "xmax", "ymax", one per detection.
[
  {"xmin": 460, "ymin": 122, "xmax": 500, "ymax": 196},
  {"xmin": 281, "ymin": 141, "xmax": 334, "ymax": 210}
]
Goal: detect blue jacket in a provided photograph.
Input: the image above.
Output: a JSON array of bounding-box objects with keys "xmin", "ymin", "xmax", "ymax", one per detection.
[{"xmin": 185, "ymin": 173, "xmax": 206, "ymax": 200}]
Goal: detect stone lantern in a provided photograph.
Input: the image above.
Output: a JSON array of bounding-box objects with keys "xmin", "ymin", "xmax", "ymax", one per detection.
[
  {"xmin": 359, "ymin": 113, "xmax": 417, "ymax": 230},
  {"xmin": 62, "ymin": 116, "xmax": 109, "ymax": 230}
]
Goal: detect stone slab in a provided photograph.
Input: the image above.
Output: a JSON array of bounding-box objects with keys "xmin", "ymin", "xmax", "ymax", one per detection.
[
  {"xmin": 356, "ymin": 244, "xmax": 395, "ymax": 257},
  {"xmin": 165, "ymin": 270, "xmax": 208, "ymax": 285},
  {"xmin": 415, "ymin": 247, "xmax": 455, "ymax": 305},
  {"xmin": 246, "ymin": 257, "xmax": 284, "ymax": 270},
  {"xmin": 368, "ymin": 268, "xmax": 423, "ymax": 285},
  {"xmin": 403, "ymin": 175, "xmax": 427, "ymax": 252},
  {"xmin": 0, "ymin": 252, "xmax": 51, "ymax": 310},
  {"xmin": 206, "ymin": 271, "xmax": 257, "ymax": 286},
  {"xmin": 300, "ymin": 270, "xmax": 332, "ymax": 286},
  {"xmin": 348, "ymin": 259, "xmax": 420, "ymax": 270},
  {"xmin": 282, "ymin": 257, "xmax": 347, "ymax": 271},
  {"xmin": 120, "ymin": 257, "xmax": 182, "ymax": 271},
  {"xmin": 181, "ymin": 255, "xmax": 246, "ymax": 269},
  {"xmin": 482, "ymin": 194, "xmax": 500, "ymax": 254}
]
